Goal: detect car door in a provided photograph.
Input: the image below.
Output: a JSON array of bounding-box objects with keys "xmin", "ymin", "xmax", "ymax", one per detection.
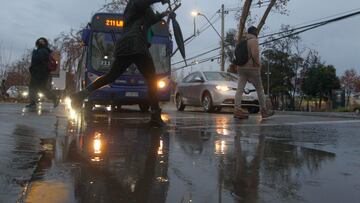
[
  {"xmin": 178, "ymin": 73, "xmax": 196, "ymax": 105},
  {"xmin": 188, "ymin": 72, "xmax": 206, "ymax": 105}
]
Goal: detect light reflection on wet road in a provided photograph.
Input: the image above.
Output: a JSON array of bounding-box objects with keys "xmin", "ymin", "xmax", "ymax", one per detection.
[{"xmin": 0, "ymin": 103, "xmax": 360, "ymax": 203}]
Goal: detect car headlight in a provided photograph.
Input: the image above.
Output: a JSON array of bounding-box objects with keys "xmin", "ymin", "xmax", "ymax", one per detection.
[
  {"xmin": 22, "ymin": 91, "xmax": 28, "ymax": 97},
  {"xmin": 158, "ymin": 80, "xmax": 167, "ymax": 89},
  {"xmin": 38, "ymin": 93, "xmax": 44, "ymax": 98},
  {"xmin": 216, "ymin": 85, "xmax": 230, "ymax": 91}
]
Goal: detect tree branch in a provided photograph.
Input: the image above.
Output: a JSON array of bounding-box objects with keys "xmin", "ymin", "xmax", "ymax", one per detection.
[
  {"xmin": 257, "ymin": 0, "xmax": 277, "ymax": 33},
  {"xmin": 237, "ymin": 0, "xmax": 253, "ymax": 42}
]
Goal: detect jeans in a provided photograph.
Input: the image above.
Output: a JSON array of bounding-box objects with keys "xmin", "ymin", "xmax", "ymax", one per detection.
[
  {"xmin": 86, "ymin": 54, "xmax": 160, "ymax": 111},
  {"xmin": 235, "ymin": 68, "xmax": 267, "ymax": 111}
]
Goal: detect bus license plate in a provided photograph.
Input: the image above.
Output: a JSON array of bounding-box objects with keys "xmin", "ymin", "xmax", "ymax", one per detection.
[{"xmin": 125, "ymin": 92, "xmax": 139, "ymax": 97}]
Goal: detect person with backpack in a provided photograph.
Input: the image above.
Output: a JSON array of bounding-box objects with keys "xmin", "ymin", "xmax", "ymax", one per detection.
[
  {"xmin": 26, "ymin": 37, "xmax": 59, "ymax": 108},
  {"xmin": 233, "ymin": 26, "xmax": 273, "ymax": 119}
]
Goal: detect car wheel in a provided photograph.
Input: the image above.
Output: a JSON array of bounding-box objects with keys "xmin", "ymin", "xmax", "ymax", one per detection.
[
  {"xmin": 202, "ymin": 93, "xmax": 214, "ymax": 113},
  {"xmin": 175, "ymin": 94, "xmax": 186, "ymax": 111},
  {"xmin": 139, "ymin": 103, "xmax": 150, "ymax": 112}
]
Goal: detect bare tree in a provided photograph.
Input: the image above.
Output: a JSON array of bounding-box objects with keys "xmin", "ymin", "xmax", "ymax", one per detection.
[
  {"xmin": 237, "ymin": 0, "xmax": 291, "ymax": 41},
  {"xmin": 53, "ymin": 29, "xmax": 83, "ymax": 73},
  {"xmin": 99, "ymin": 0, "xmax": 128, "ymax": 13},
  {"xmin": 5, "ymin": 50, "xmax": 32, "ymax": 88},
  {"xmin": 340, "ymin": 69, "xmax": 360, "ymax": 107}
]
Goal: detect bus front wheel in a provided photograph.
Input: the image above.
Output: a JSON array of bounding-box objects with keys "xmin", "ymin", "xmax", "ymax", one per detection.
[
  {"xmin": 139, "ymin": 104, "xmax": 150, "ymax": 112},
  {"xmin": 84, "ymin": 102, "xmax": 93, "ymax": 112}
]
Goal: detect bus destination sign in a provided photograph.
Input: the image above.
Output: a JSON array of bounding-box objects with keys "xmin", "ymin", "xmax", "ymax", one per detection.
[{"xmin": 92, "ymin": 14, "xmax": 124, "ymax": 31}]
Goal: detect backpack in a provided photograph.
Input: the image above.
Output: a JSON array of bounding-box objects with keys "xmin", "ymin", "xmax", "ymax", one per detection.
[
  {"xmin": 48, "ymin": 51, "xmax": 59, "ymax": 72},
  {"xmin": 233, "ymin": 39, "xmax": 249, "ymax": 66}
]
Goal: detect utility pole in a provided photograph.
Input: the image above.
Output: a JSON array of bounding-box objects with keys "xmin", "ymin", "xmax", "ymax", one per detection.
[
  {"xmin": 220, "ymin": 4, "xmax": 225, "ymax": 72},
  {"xmin": 267, "ymin": 61, "xmax": 270, "ymax": 95}
]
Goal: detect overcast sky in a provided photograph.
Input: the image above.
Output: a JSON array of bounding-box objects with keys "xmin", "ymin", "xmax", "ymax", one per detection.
[{"xmin": 0, "ymin": 0, "xmax": 359, "ymax": 76}]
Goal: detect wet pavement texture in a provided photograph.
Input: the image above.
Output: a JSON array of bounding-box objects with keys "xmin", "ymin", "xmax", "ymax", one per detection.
[{"xmin": 0, "ymin": 103, "xmax": 360, "ymax": 203}]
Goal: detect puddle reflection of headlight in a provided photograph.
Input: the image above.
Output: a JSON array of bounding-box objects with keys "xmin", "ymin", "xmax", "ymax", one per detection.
[
  {"xmin": 161, "ymin": 114, "xmax": 169, "ymax": 122},
  {"xmin": 91, "ymin": 157, "xmax": 102, "ymax": 162},
  {"xmin": 69, "ymin": 108, "xmax": 77, "ymax": 120},
  {"xmin": 157, "ymin": 139, "xmax": 163, "ymax": 155},
  {"xmin": 64, "ymin": 97, "xmax": 72, "ymax": 108},
  {"xmin": 93, "ymin": 132, "xmax": 102, "ymax": 154},
  {"xmin": 216, "ymin": 128, "xmax": 229, "ymax": 136},
  {"xmin": 215, "ymin": 140, "xmax": 227, "ymax": 155}
]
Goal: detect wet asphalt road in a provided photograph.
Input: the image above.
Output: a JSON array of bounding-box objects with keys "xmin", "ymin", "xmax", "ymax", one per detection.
[{"xmin": 0, "ymin": 103, "xmax": 360, "ymax": 203}]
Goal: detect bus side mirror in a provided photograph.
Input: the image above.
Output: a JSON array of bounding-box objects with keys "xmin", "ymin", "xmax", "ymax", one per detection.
[{"xmin": 81, "ymin": 28, "xmax": 91, "ymax": 46}]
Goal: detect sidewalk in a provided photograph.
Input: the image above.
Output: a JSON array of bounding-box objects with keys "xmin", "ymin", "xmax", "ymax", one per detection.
[{"xmin": 277, "ymin": 110, "xmax": 360, "ymax": 119}]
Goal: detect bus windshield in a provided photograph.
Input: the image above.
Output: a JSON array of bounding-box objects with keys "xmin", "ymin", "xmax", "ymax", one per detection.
[{"xmin": 91, "ymin": 32, "xmax": 170, "ymax": 75}]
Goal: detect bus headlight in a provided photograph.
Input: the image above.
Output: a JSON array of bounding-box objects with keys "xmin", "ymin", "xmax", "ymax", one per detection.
[{"xmin": 158, "ymin": 80, "xmax": 167, "ymax": 89}]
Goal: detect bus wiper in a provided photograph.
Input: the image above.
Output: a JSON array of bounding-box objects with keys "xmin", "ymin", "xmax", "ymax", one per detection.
[{"xmin": 110, "ymin": 30, "xmax": 117, "ymax": 45}]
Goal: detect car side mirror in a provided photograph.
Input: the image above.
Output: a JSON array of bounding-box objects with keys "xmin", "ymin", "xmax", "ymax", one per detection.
[{"xmin": 193, "ymin": 77, "xmax": 204, "ymax": 83}]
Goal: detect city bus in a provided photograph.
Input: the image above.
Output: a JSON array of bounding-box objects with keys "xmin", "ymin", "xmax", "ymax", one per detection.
[{"xmin": 76, "ymin": 13, "xmax": 172, "ymax": 112}]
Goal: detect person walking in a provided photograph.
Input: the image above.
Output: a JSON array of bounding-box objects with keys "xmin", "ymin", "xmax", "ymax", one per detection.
[
  {"xmin": 26, "ymin": 37, "xmax": 59, "ymax": 108},
  {"xmin": 71, "ymin": 0, "xmax": 171, "ymax": 127},
  {"xmin": 0, "ymin": 79, "xmax": 6, "ymax": 98},
  {"xmin": 234, "ymin": 26, "xmax": 273, "ymax": 119}
]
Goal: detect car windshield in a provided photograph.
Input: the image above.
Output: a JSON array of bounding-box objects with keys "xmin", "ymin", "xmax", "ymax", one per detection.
[
  {"xmin": 203, "ymin": 72, "xmax": 238, "ymax": 82},
  {"xmin": 91, "ymin": 32, "xmax": 170, "ymax": 75}
]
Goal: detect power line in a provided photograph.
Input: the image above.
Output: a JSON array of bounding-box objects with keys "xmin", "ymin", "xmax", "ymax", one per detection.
[
  {"xmin": 172, "ymin": 2, "xmax": 272, "ymax": 61},
  {"xmin": 172, "ymin": 55, "xmax": 221, "ymax": 72},
  {"xmin": 171, "ymin": 9, "xmax": 360, "ymax": 71},
  {"xmin": 260, "ymin": 9, "xmax": 360, "ymax": 43}
]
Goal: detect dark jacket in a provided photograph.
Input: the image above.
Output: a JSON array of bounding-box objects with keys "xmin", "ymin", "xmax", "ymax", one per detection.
[
  {"xmin": 29, "ymin": 46, "xmax": 51, "ymax": 80},
  {"xmin": 115, "ymin": 0, "xmax": 165, "ymax": 57}
]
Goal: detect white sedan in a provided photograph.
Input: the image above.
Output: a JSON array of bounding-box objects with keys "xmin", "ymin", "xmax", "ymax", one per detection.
[{"xmin": 175, "ymin": 71, "xmax": 260, "ymax": 113}]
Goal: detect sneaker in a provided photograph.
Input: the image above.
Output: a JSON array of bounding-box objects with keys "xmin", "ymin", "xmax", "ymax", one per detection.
[
  {"xmin": 70, "ymin": 91, "xmax": 88, "ymax": 110},
  {"xmin": 261, "ymin": 110, "xmax": 274, "ymax": 119},
  {"xmin": 148, "ymin": 109, "xmax": 166, "ymax": 128},
  {"xmin": 25, "ymin": 102, "xmax": 37, "ymax": 108},
  {"xmin": 233, "ymin": 108, "xmax": 249, "ymax": 119}
]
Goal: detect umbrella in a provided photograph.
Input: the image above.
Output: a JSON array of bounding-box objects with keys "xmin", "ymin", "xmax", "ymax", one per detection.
[
  {"xmin": 170, "ymin": 14, "xmax": 186, "ymax": 61},
  {"xmin": 168, "ymin": 2, "xmax": 186, "ymax": 62}
]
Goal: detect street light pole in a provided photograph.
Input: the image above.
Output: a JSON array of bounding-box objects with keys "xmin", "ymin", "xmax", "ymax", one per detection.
[
  {"xmin": 194, "ymin": 8, "xmax": 225, "ymax": 72},
  {"xmin": 197, "ymin": 13, "xmax": 222, "ymax": 39}
]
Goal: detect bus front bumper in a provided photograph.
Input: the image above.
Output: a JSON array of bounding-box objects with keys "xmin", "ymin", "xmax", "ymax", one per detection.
[{"xmin": 87, "ymin": 86, "xmax": 171, "ymax": 105}]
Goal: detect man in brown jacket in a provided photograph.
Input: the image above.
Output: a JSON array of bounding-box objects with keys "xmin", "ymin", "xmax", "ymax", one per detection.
[{"xmin": 234, "ymin": 26, "xmax": 273, "ymax": 119}]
